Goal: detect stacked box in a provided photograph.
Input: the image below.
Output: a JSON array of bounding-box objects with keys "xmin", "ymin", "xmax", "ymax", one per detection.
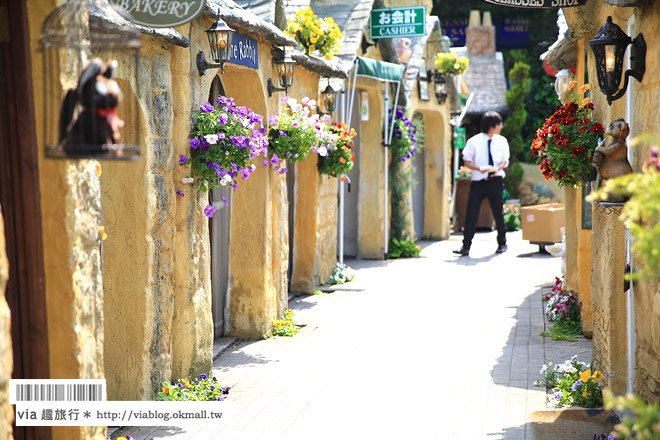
[{"xmin": 521, "ymin": 203, "xmax": 565, "ymax": 243}]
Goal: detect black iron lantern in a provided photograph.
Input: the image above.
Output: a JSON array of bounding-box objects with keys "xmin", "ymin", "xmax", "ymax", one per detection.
[
  {"xmin": 268, "ymin": 47, "xmax": 296, "ymax": 97},
  {"xmin": 434, "ymin": 71, "xmax": 448, "ymax": 105},
  {"xmin": 588, "ymin": 16, "xmax": 646, "ymax": 105},
  {"xmin": 321, "ymin": 81, "xmax": 338, "ymax": 114},
  {"xmin": 196, "ymin": 17, "xmax": 234, "ymax": 75}
]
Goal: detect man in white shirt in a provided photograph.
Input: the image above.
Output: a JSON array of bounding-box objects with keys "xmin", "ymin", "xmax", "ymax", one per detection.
[{"xmin": 453, "ymin": 111, "xmax": 510, "ymax": 256}]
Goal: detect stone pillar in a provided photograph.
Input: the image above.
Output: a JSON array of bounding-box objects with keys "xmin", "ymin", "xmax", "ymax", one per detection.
[
  {"xmin": 358, "ymin": 86, "xmax": 386, "ymax": 259},
  {"xmin": 423, "ymin": 111, "xmax": 450, "ymax": 240},
  {"xmin": 291, "ymin": 158, "xmax": 322, "ymax": 293},
  {"xmin": 577, "ymin": 191, "xmax": 593, "ymax": 337},
  {"xmin": 564, "ymin": 187, "xmax": 579, "ymax": 291},
  {"xmin": 318, "ymin": 174, "xmax": 338, "ymax": 283},
  {"xmin": 591, "ymin": 203, "xmax": 628, "ymax": 396},
  {"xmin": 0, "ymin": 209, "xmax": 13, "ymax": 440}
]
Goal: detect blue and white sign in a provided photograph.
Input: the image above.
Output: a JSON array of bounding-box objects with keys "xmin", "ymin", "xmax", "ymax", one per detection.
[{"xmin": 228, "ymin": 33, "xmax": 258, "ymax": 69}]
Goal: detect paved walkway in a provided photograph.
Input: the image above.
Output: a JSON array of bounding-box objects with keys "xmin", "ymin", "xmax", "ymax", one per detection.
[{"xmin": 112, "ymin": 230, "xmax": 591, "ymax": 440}]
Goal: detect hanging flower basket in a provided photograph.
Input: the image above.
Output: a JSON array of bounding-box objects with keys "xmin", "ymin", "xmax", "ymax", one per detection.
[
  {"xmin": 435, "ymin": 51, "xmax": 469, "ymax": 76},
  {"xmin": 179, "ymin": 96, "xmax": 268, "ymax": 216},
  {"xmin": 317, "ymin": 121, "xmax": 356, "ymax": 177},
  {"xmin": 386, "ymin": 109, "xmax": 419, "ymax": 162},
  {"xmin": 285, "ymin": 7, "xmax": 342, "ymax": 60},
  {"xmin": 531, "ymin": 83, "xmax": 603, "ymax": 188}
]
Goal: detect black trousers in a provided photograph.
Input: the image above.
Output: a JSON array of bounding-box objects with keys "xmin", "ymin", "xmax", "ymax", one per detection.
[{"xmin": 462, "ymin": 176, "xmax": 507, "ymax": 249}]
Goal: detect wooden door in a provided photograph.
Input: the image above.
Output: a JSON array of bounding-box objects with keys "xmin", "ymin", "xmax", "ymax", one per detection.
[{"xmin": 0, "ymin": 0, "xmax": 51, "ymax": 439}]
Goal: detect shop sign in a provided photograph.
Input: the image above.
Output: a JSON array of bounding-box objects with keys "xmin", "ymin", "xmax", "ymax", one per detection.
[
  {"xmin": 109, "ymin": 0, "xmax": 205, "ymax": 28},
  {"xmin": 484, "ymin": 0, "xmax": 586, "ymax": 8},
  {"xmin": 228, "ymin": 33, "xmax": 258, "ymax": 69},
  {"xmin": 454, "ymin": 127, "xmax": 466, "ymax": 149},
  {"xmin": 369, "ymin": 6, "xmax": 426, "ymax": 39}
]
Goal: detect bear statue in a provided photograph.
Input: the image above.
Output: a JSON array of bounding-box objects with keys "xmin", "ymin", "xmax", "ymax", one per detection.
[{"xmin": 592, "ymin": 118, "xmax": 633, "ymax": 201}]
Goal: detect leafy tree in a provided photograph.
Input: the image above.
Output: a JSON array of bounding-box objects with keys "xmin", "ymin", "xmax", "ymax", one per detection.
[{"xmin": 502, "ymin": 61, "xmax": 530, "ymax": 162}]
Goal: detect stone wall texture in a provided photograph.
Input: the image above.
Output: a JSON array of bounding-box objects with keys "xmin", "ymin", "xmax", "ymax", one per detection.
[
  {"xmin": 591, "ymin": 207, "xmax": 628, "ymax": 396},
  {"xmin": 0, "ymin": 210, "xmax": 13, "ymax": 440},
  {"xmin": 565, "ymin": 4, "xmax": 660, "ymax": 401},
  {"xmin": 318, "ymin": 174, "xmax": 338, "ymax": 283}
]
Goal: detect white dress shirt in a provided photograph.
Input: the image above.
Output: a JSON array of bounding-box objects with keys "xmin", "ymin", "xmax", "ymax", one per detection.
[{"xmin": 462, "ymin": 133, "xmax": 510, "ymax": 181}]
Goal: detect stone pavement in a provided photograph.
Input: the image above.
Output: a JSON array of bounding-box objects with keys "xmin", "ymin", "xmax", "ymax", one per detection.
[{"xmin": 111, "ymin": 229, "xmax": 592, "ymax": 440}]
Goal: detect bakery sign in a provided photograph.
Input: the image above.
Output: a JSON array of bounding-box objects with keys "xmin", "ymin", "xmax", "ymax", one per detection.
[
  {"xmin": 484, "ymin": 0, "xmax": 586, "ymax": 7},
  {"xmin": 109, "ymin": 0, "xmax": 206, "ymax": 28}
]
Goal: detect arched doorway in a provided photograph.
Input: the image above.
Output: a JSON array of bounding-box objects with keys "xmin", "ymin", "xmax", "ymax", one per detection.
[{"xmin": 208, "ymin": 75, "xmax": 231, "ymax": 337}]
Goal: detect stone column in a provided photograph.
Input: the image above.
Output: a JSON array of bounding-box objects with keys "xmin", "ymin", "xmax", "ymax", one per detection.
[
  {"xmin": 564, "ymin": 187, "xmax": 579, "ymax": 291},
  {"xmin": 591, "ymin": 203, "xmax": 628, "ymax": 395}
]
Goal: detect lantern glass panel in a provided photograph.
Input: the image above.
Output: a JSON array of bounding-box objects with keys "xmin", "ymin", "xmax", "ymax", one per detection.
[
  {"xmin": 275, "ymin": 62, "xmax": 294, "ymax": 88},
  {"xmin": 605, "ymin": 45, "xmax": 616, "ymax": 72},
  {"xmin": 323, "ymin": 90, "xmax": 337, "ymax": 112}
]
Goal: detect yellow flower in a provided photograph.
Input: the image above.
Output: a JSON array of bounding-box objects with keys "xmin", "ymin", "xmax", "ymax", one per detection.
[
  {"xmin": 100, "ymin": 226, "xmax": 108, "ymax": 241},
  {"xmin": 580, "ymin": 369, "xmax": 592, "ymax": 382},
  {"xmin": 310, "ymin": 36, "xmax": 318, "ymax": 43},
  {"xmin": 96, "ymin": 163, "xmax": 102, "ymax": 177},
  {"xmin": 325, "ymin": 54, "xmax": 334, "ymax": 60},
  {"xmin": 583, "ymin": 389, "xmax": 589, "ymax": 398},
  {"xmin": 329, "ymin": 32, "xmax": 336, "ymax": 39},
  {"xmin": 593, "ymin": 370, "xmax": 602, "ymax": 381},
  {"xmin": 309, "ymin": 45, "xmax": 316, "ymax": 52}
]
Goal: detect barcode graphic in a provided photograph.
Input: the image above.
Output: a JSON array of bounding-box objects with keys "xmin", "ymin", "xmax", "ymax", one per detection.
[{"xmin": 14, "ymin": 384, "xmax": 103, "ymax": 402}]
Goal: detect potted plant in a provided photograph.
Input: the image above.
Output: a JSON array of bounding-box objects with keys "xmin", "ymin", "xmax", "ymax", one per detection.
[
  {"xmin": 285, "ymin": 7, "xmax": 342, "ymax": 60},
  {"xmin": 265, "ymin": 96, "xmax": 321, "ymax": 173},
  {"xmin": 434, "ymin": 51, "xmax": 469, "ymax": 76},
  {"xmin": 317, "ymin": 120, "xmax": 356, "ymax": 177},
  {"xmin": 387, "ymin": 108, "xmax": 419, "ymax": 162},
  {"xmin": 530, "ymin": 83, "xmax": 604, "ymax": 188},
  {"xmin": 179, "ymin": 96, "xmax": 269, "ymax": 216}
]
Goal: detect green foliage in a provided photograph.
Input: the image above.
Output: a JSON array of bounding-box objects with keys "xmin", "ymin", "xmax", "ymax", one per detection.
[
  {"xmin": 589, "ymin": 150, "xmax": 660, "ymax": 281},
  {"xmin": 435, "ymin": 52, "xmax": 469, "ymax": 76},
  {"xmin": 504, "ymin": 161, "xmax": 524, "ymax": 198},
  {"xmin": 327, "ymin": 263, "xmax": 355, "ymax": 285},
  {"xmin": 604, "ymin": 389, "xmax": 660, "ymax": 440},
  {"xmin": 312, "ymin": 288, "xmax": 327, "ymax": 295},
  {"xmin": 156, "ymin": 374, "xmax": 230, "ymax": 401},
  {"xmin": 540, "ymin": 319, "xmax": 582, "ymax": 342},
  {"xmin": 387, "ymin": 238, "xmax": 421, "ymax": 259},
  {"xmin": 505, "ymin": 212, "xmax": 520, "ymax": 232},
  {"xmin": 272, "ymin": 309, "xmax": 299, "ymax": 337},
  {"xmin": 501, "ymin": 61, "xmax": 531, "ymax": 162}
]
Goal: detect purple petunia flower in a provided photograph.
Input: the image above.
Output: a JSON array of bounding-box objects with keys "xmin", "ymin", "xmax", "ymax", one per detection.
[
  {"xmin": 270, "ymin": 154, "xmax": 279, "ymax": 165},
  {"xmin": 204, "ymin": 205, "xmax": 216, "ymax": 218},
  {"xmin": 239, "ymin": 167, "xmax": 250, "ymax": 180},
  {"xmin": 221, "ymin": 196, "xmax": 228, "ymax": 207},
  {"xmin": 401, "ymin": 157, "xmax": 406, "ymax": 162},
  {"xmin": 218, "ymin": 113, "xmax": 228, "ymax": 125},
  {"xmin": 279, "ymin": 168, "xmax": 287, "ymax": 174},
  {"xmin": 201, "ymin": 102, "xmax": 214, "ymax": 113},
  {"xmin": 279, "ymin": 130, "xmax": 286, "ymax": 137},
  {"xmin": 176, "ymin": 190, "xmax": 184, "ymax": 197},
  {"xmin": 262, "ymin": 159, "xmax": 268, "ymax": 167},
  {"xmin": 179, "ymin": 155, "xmax": 188, "ymax": 165},
  {"xmin": 269, "ymin": 114, "xmax": 279, "ymax": 127},
  {"xmin": 200, "ymin": 140, "xmax": 210, "ymax": 151},
  {"xmin": 200, "ymin": 374, "xmax": 208, "ymax": 380},
  {"xmin": 190, "ymin": 138, "xmax": 200, "ymax": 149}
]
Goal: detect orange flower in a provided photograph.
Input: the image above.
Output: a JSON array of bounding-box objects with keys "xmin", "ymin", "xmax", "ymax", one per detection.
[
  {"xmin": 100, "ymin": 226, "xmax": 108, "ymax": 241},
  {"xmin": 580, "ymin": 369, "xmax": 592, "ymax": 382},
  {"xmin": 163, "ymin": 386, "xmax": 169, "ymax": 395},
  {"xmin": 340, "ymin": 176, "xmax": 345, "ymax": 182},
  {"xmin": 593, "ymin": 370, "xmax": 602, "ymax": 381},
  {"xmin": 581, "ymin": 97, "xmax": 590, "ymax": 106},
  {"xmin": 339, "ymin": 157, "xmax": 346, "ymax": 164},
  {"xmin": 96, "ymin": 163, "xmax": 103, "ymax": 177},
  {"xmin": 579, "ymin": 84, "xmax": 590, "ymax": 95},
  {"xmin": 568, "ymin": 80, "xmax": 577, "ymax": 91}
]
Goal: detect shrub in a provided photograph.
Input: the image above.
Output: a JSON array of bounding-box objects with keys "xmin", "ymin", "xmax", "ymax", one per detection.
[
  {"xmin": 504, "ymin": 161, "xmax": 524, "ymax": 198},
  {"xmin": 387, "ymin": 238, "xmax": 421, "ymax": 259}
]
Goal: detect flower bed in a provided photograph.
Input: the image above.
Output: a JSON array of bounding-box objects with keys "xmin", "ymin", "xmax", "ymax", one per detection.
[
  {"xmin": 157, "ymin": 374, "xmax": 230, "ymax": 401},
  {"xmin": 539, "ymin": 356, "xmax": 603, "ymax": 408},
  {"xmin": 540, "ymin": 277, "xmax": 582, "ymax": 341}
]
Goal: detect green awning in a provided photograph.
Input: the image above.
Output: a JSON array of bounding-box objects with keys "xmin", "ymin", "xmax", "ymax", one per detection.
[{"xmin": 356, "ymin": 57, "xmax": 404, "ymax": 83}]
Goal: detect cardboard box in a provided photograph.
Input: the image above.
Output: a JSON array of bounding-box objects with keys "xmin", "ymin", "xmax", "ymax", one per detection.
[{"xmin": 521, "ymin": 203, "xmax": 565, "ymax": 243}]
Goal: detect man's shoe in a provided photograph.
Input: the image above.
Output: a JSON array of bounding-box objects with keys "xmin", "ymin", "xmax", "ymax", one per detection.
[
  {"xmin": 453, "ymin": 247, "xmax": 469, "ymax": 256},
  {"xmin": 496, "ymin": 244, "xmax": 508, "ymax": 254}
]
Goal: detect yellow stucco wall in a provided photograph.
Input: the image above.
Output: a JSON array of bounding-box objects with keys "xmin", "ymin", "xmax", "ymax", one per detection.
[
  {"xmin": 318, "ymin": 174, "xmax": 338, "ymax": 282},
  {"xmin": 28, "ymin": 1, "xmax": 106, "ymax": 438},
  {"xmin": 357, "ymin": 81, "xmax": 386, "ymax": 259},
  {"xmin": 0, "ymin": 209, "xmax": 13, "ymax": 440},
  {"xmin": 563, "ymin": 187, "xmax": 578, "ymax": 292},
  {"xmin": 565, "ymin": 2, "xmax": 660, "ymax": 400}
]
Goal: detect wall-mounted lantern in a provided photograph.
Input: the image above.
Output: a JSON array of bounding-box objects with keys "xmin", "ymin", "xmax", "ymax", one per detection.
[
  {"xmin": 588, "ymin": 16, "xmax": 646, "ymax": 105},
  {"xmin": 267, "ymin": 47, "xmax": 296, "ymax": 97},
  {"xmin": 320, "ymin": 80, "xmax": 339, "ymax": 114},
  {"xmin": 433, "ymin": 71, "xmax": 448, "ymax": 105},
  {"xmin": 554, "ymin": 69, "xmax": 575, "ymax": 99},
  {"xmin": 196, "ymin": 16, "xmax": 234, "ymax": 76}
]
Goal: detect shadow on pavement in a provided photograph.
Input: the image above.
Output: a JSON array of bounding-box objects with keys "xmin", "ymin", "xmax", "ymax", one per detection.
[{"xmin": 212, "ymin": 340, "xmax": 279, "ymax": 371}]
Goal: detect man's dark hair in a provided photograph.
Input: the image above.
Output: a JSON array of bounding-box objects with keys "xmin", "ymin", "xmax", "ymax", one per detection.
[{"xmin": 480, "ymin": 111, "xmax": 502, "ymax": 133}]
